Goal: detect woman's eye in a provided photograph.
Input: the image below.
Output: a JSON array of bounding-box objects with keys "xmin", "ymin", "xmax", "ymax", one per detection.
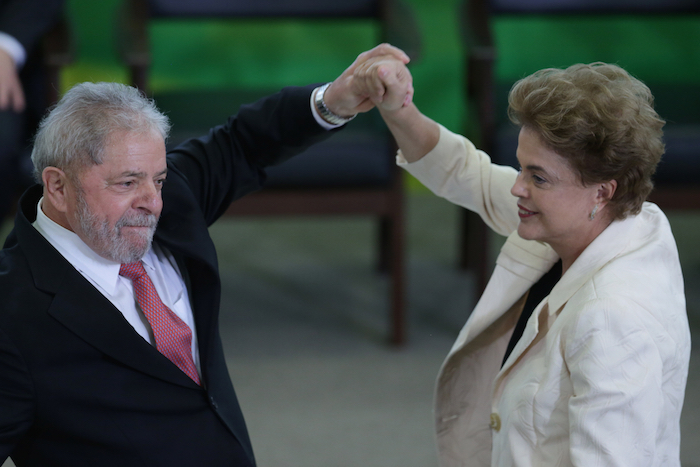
[{"xmin": 533, "ymin": 174, "xmax": 546, "ymax": 184}]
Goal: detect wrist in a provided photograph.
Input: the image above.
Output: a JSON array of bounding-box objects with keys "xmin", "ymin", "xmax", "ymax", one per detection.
[{"xmin": 313, "ymin": 83, "xmax": 356, "ymax": 125}]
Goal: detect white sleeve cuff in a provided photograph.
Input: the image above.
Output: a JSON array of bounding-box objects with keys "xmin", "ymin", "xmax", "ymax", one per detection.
[{"xmin": 0, "ymin": 32, "xmax": 26, "ymax": 69}]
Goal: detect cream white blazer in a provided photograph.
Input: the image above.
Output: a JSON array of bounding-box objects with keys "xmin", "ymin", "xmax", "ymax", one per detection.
[{"xmin": 399, "ymin": 125, "xmax": 691, "ymax": 467}]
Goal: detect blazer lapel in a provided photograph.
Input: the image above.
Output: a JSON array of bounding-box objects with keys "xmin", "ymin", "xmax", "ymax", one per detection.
[
  {"xmin": 548, "ymin": 214, "xmax": 638, "ymax": 315},
  {"xmin": 448, "ymin": 231, "xmax": 558, "ymax": 357},
  {"xmin": 493, "ymin": 215, "xmax": 641, "ymax": 395},
  {"xmin": 493, "ymin": 299, "xmax": 547, "ymax": 391},
  {"xmin": 46, "ymin": 274, "xmax": 199, "ymax": 388}
]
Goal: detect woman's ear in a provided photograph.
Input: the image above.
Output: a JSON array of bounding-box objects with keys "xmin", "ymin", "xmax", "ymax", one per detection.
[{"xmin": 596, "ymin": 179, "xmax": 618, "ymax": 207}]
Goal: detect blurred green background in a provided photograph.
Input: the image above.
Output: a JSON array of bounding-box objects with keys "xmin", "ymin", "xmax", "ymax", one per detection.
[{"xmin": 62, "ymin": 0, "xmax": 700, "ymax": 179}]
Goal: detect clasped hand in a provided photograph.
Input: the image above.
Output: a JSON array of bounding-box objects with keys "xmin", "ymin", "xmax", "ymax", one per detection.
[{"xmin": 323, "ymin": 43, "xmax": 414, "ymax": 117}]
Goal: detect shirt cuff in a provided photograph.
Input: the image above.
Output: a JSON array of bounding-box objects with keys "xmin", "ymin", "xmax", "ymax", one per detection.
[
  {"xmin": 310, "ymin": 86, "xmax": 345, "ymax": 130},
  {"xmin": 0, "ymin": 32, "xmax": 26, "ymax": 69}
]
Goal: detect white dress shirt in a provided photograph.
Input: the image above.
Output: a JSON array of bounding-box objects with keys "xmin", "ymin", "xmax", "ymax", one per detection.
[{"xmin": 31, "ymin": 198, "xmax": 201, "ymax": 377}]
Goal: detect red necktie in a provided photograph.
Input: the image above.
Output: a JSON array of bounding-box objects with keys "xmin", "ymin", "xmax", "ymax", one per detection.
[{"xmin": 119, "ymin": 261, "xmax": 201, "ymax": 385}]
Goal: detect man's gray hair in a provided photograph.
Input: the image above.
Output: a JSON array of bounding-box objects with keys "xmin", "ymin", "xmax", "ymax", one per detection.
[{"xmin": 31, "ymin": 82, "xmax": 171, "ymax": 184}]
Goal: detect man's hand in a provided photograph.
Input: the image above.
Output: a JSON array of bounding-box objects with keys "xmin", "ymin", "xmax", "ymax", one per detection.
[
  {"xmin": 0, "ymin": 48, "xmax": 25, "ymax": 113},
  {"xmin": 322, "ymin": 43, "xmax": 412, "ymax": 117},
  {"xmin": 351, "ymin": 55, "xmax": 413, "ymax": 112}
]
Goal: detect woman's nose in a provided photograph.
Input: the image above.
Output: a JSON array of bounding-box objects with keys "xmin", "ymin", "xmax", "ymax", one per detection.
[{"xmin": 511, "ymin": 171, "xmax": 527, "ymax": 198}]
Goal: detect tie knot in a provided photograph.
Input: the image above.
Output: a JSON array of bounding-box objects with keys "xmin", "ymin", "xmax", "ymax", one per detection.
[{"xmin": 119, "ymin": 261, "xmax": 147, "ymax": 281}]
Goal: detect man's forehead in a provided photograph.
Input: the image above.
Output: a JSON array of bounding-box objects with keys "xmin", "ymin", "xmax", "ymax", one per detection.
[
  {"xmin": 104, "ymin": 131, "xmax": 165, "ymax": 156},
  {"xmin": 81, "ymin": 131, "xmax": 167, "ymax": 176},
  {"xmin": 106, "ymin": 128, "xmax": 165, "ymax": 147}
]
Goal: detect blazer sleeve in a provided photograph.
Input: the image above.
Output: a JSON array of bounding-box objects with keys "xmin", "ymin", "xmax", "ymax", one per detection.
[
  {"xmin": 0, "ymin": 326, "xmax": 35, "ymax": 460},
  {"xmin": 398, "ymin": 124, "xmax": 520, "ymax": 237},
  {"xmin": 0, "ymin": 0, "xmax": 64, "ymax": 54},
  {"xmin": 166, "ymin": 84, "xmax": 335, "ymax": 225}
]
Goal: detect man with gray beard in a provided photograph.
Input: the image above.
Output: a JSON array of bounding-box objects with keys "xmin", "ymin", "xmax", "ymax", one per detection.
[{"xmin": 0, "ymin": 44, "xmax": 414, "ymax": 467}]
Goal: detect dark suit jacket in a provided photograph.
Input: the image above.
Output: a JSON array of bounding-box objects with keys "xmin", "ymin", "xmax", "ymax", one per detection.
[{"xmin": 0, "ymin": 85, "xmax": 332, "ymax": 466}]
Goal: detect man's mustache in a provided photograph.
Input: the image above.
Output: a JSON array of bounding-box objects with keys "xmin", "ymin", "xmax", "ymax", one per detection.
[{"xmin": 115, "ymin": 213, "xmax": 158, "ymax": 230}]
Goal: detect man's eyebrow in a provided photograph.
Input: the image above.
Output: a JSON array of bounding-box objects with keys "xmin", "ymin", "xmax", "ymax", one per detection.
[
  {"xmin": 118, "ymin": 171, "xmax": 147, "ymax": 178},
  {"xmin": 116, "ymin": 168, "xmax": 168, "ymax": 178}
]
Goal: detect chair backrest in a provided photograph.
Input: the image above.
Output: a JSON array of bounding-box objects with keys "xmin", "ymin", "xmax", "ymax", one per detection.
[
  {"xmin": 489, "ymin": 0, "xmax": 700, "ymax": 14},
  {"xmin": 146, "ymin": 0, "xmax": 381, "ymax": 18},
  {"xmin": 121, "ymin": 0, "xmax": 420, "ymax": 94}
]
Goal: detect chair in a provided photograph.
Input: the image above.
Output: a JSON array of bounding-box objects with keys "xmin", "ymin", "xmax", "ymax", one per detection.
[
  {"xmin": 117, "ymin": 0, "xmax": 421, "ymax": 345},
  {"xmin": 459, "ymin": 0, "xmax": 700, "ymax": 291}
]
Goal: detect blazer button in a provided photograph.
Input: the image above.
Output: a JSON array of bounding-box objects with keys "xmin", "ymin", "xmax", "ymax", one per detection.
[
  {"xmin": 489, "ymin": 413, "xmax": 501, "ymax": 432},
  {"xmin": 209, "ymin": 396, "xmax": 219, "ymax": 411}
]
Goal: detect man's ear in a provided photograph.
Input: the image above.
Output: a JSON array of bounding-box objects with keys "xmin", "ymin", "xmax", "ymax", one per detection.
[{"xmin": 42, "ymin": 166, "xmax": 71, "ymax": 213}]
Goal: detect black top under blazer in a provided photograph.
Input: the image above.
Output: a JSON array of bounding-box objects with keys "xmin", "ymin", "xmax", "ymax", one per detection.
[{"xmin": 0, "ymin": 85, "xmax": 333, "ymax": 467}]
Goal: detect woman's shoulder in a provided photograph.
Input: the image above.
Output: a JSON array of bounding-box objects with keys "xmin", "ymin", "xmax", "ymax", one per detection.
[{"xmin": 559, "ymin": 244, "xmax": 688, "ymax": 362}]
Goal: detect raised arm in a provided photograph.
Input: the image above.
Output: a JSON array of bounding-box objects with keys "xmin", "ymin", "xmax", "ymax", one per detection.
[{"xmin": 350, "ymin": 52, "xmax": 520, "ymax": 235}]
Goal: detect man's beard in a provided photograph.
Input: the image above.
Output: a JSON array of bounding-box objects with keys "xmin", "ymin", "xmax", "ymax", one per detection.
[{"xmin": 76, "ymin": 192, "xmax": 158, "ymax": 264}]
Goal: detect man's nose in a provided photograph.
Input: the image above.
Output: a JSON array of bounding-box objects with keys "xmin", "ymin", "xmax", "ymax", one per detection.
[{"xmin": 135, "ymin": 182, "xmax": 162, "ymax": 213}]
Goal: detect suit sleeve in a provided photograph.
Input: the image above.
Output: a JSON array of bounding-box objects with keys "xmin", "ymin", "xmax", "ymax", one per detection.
[
  {"xmin": 0, "ymin": 0, "xmax": 65, "ymax": 54},
  {"xmin": 0, "ymin": 326, "xmax": 35, "ymax": 460},
  {"xmin": 398, "ymin": 124, "xmax": 520, "ymax": 237},
  {"xmin": 166, "ymin": 84, "xmax": 335, "ymax": 225}
]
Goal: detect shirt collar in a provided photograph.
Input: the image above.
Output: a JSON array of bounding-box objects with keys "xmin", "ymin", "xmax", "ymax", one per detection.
[{"xmin": 547, "ymin": 206, "xmax": 644, "ymax": 315}]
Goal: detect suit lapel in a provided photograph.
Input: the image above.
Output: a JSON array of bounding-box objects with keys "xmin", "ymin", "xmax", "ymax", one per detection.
[
  {"xmin": 492, "ymin": 216, "xmax": 640, "ymax": 397},
  {"xmin": 493, "ymin": 299, "xmax": 547, "ymax": 392},
  {"xmin": 47, "ymin": 273, "xmax": 199, "ymax": 388},
  {"xmin": 448, "ymin": 231, "xmax": 558, "ymax": 357}
]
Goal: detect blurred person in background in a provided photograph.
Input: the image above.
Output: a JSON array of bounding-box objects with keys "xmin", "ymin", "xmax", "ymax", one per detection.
[{"xmin": 0, "ymin": 0, "xmax": 64, "ymax": 226}]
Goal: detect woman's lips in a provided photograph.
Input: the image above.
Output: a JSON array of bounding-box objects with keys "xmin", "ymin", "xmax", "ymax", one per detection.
[{"xmin": 517, "ymin": 204, "xmax": 538, "ymax": 219}]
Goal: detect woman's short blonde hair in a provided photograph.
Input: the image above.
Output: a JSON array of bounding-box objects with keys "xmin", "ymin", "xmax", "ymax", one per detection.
[{"xmin": 508, "ymin": 62, "xmax": 665, "ymax": 219}]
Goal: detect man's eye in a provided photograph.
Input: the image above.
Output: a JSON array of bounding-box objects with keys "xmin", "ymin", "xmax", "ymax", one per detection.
[{"xmin": 533, "ymin": 175, "xmax": 546, "ymax": 184}]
